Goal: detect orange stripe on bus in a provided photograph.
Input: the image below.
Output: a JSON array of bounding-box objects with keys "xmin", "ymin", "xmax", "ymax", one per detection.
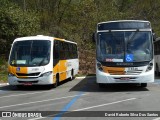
[
  {"xmin": 8, "ymin": 65, "xmax": 28, "ymax": 77},
  {"xmin": 102, "ymin": 66, "xmax": 125, "ymax": 75}
]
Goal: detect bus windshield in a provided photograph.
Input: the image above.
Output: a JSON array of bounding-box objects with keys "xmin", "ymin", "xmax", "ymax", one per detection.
[
  {"xmin": 97, "ymin": 31, "xmax": 152, "ymax": 62},
  {"xmin": 9, "ymin": 40, "xmax": 51, "ymax": 67}
]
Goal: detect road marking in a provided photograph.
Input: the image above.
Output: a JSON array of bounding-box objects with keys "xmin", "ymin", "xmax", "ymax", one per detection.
[
  {"xmin": 52, "ymin": 78, "xmax": 90, "ymax": 120},
  {"xmin": 73, "ymin": 97, "xmax": 136, "ymax": 111},
  {"xmin": 0, "ymin": 90, "xmax": 56, "ymax": 99},
  {"xmin": 153, "ymin": 117, "xmax": 160, "ymax": 120},
  {"xmin": 0, "ymin": 93, "xmax": 88, "ymax": 109},
  {"xmin": 53, "ymin": 91, "xmax": 85, "ymax": 120},
  {"xmin": 28, "ymin": 97, "xmax": 136, "ymax": 120}
]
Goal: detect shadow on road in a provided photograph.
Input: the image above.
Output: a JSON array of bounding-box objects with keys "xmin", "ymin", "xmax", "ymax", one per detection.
[
  {"xmin": 0, "ymin": 78, "xmax": 72, "ymax": 91},
  {"xmin": 69, "ymin": 76, "xmax": 149, "ymax": 92},
  {"xmin": 0, "ymin": 85, "xmax": 54, "ymax": 91},
  {"xmin": 0, "ymin": 77, "xmax": 149, "ymax": 92}
]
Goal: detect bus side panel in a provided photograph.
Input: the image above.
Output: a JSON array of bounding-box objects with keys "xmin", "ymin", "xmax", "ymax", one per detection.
[
  {"xmin": 53, "ymin": 63, "xmax": 59, "ymax": 84},
  {"xmin": 66, "ymin": 59, "xmax": 79, "ymax": 79},
  {"xmin": 59, "ymin": 60, "xmax": 67, "ymax": 81}
]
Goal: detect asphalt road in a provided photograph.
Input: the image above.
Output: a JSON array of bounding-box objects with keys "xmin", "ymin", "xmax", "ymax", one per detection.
[{"xmin": 0, "ymin": 76, "xmax": 160, "ymax": 120}]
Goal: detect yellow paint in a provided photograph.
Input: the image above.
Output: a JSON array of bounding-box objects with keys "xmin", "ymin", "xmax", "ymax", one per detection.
[
  {"xmin": 16, "ymin": 67, "xmax": 27, "ymax": 73},
  {"xmin": 102, "ymin": 66, "xmax": 125, "ymax": 75},
  {"xmin": 59, "ymin": 60, "xmax": 67, "ymax": 81},
  {"xmin": 53, "ymin": 63, "xmax": 59, "ymax": 84},
  {"xmin": 52, "ymin": 60, "xmax": 67, "ymax": 83},
  {"xmin": 54, "ymin": 37, "xmax": 65, "ymax": 41},
  {"xmin": 53, "ymin": 75, "xmax": 56, "ymax": 84},
  {"xmin": 8, "ymin": 65, "xmax": 28, "ymax": 78}
]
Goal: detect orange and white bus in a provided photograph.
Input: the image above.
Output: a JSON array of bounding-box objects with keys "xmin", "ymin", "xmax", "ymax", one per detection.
[
  {"xmin": 94, "ymin": 20, "xmax": 155, "ymax": 88},
  {"xmin": 8, "ymin": 35, "xmax": 79, "ymax": 87}
]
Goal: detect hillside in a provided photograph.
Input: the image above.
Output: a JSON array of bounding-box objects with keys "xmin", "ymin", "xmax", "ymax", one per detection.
[{"xmin": 0, "ymin": 0, "xmax": 160, "ymax": 75}]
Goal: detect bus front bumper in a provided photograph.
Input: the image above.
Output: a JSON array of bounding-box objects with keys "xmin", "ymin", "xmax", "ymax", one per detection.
[
  {"xmin": 8, "ymin": 75, "xmax": 53, "ymax": 85},
  {"xmin": 96, "ymin": 69, "xmax": 154, "ymax": 84}
]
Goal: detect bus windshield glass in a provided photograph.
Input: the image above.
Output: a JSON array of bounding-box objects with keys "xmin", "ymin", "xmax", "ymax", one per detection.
[
  {"xmin": 97, "ymin": 31, "xmax": 152, "ymax": 62},
  {"xmin": 9, "ymin": 40, "xmax": 51, "ymax": 67}
]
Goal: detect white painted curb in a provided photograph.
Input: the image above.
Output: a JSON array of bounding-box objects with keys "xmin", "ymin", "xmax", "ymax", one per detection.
[
  {"xmin": 0, "ymin": 83, "xmax": 9, "ymax": 86},
  {"xmin": 76, "ymin": 76, "xmax": 95, "ymax": 79}
]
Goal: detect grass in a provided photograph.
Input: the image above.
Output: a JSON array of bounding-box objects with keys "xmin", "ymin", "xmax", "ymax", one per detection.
[{"xmin": 0, "ymin": 57, "xmax": 8, "ymax": 83}]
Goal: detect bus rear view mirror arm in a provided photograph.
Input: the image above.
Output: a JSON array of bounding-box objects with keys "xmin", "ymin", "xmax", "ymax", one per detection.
[{"xmin": 92, "ymin": 32, "xmax": 96, "ymax": 43}]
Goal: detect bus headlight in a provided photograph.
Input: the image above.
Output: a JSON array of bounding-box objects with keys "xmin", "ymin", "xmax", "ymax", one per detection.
[
  {"xmin": 97, "ymin": 62, "xmax": 103, "ymax": 71},
  {"xmin": 146, "ymin": 62, "xmax": 153, "ymax": 72},
  {"xmin": 8, "ymin": 73, "xmax": 15, "ymax": 77},
  {"xmin": 40, "ymin": 71, "xmax": 52, "ymax": 77}
]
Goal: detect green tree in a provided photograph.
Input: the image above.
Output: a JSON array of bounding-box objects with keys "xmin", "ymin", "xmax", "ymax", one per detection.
[{"xmin": 0, "ymin": 0, "xmax": 40, "ymax": 56}]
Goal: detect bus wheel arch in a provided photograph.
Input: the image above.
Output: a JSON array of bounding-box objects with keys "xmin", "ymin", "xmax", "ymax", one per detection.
[
  {"xmin": 156, "ymin": 63, "xmax": 159, "ymax": 76},
  {"xmin": 54, "ymin": 74, "xmax": 59, "ymax": 88},
  {"xmin": 70, "ymin": 69, "xmax": 75, "ymax": 80}
]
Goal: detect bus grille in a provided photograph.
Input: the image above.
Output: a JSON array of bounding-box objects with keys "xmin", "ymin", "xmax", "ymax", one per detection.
[
  {"xmin": 108, "ymin": 71, "xmax": 125, "ymax": 75},
  {"xmin": 108, "ymin": 70, "xmax": 143, "ymax": 75},
  {"xmin": 16, "ymin": 72, "xmax": 40, "ymax": 77}
]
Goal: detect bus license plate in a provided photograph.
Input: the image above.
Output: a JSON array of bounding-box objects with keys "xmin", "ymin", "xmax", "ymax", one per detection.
[
  {"xmin": 120, "ymin": 77, "xmax": 130, "ymax": 80},
  {"xmin": 23, "ymin": 82, "xmax": 32, "ymax": 86}
]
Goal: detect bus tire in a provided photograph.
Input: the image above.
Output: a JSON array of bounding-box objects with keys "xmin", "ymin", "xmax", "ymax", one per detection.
[
  {"xmin": 141, "ymin": 83, "xmax": 147, "ymax": 88},
  {"xmin": 70, "ymin": 69, "xmax": 75, "ymax": 80},
  {"xmin": 54, "ymin": 75, "xmax": 59, "ymax": 88},
  {"xmin": 16, "ymin": 85, "xmax": 24, "ymax": 89},
  {"xmin": 99, "ymin": 83, "xmax": 105, "ymax": 88},
  {"xmin": 156, "ymin": 64, "xmax": 159, "ymax": 76}
]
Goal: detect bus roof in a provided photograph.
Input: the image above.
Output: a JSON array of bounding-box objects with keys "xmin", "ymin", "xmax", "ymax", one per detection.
[
  {"xmin": 98, "ymin": 20, "xmax": 150, "ymax": 24},
  {"xmin": 97, "ymin": 20, "xmax": 151, "ymax": 31},
  {"xmin": 13, "ymin": 35, "xmax": 77, "ymax": 44}
]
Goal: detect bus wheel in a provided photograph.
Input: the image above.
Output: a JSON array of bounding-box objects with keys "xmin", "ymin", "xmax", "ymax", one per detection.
[
  {"xmin": 156, "ymin": 64, "xmax": 159, "ymax": 76},
  {"xmin": 141, "ymin": 83, "xmax": 147, "ymax": 88},
  {"xmin": 70, "ymin": 69, "xmax": 75, "ymax": 80},
  {"xmin": 54, "ymin": 75, "xmax": 59, "ymax": 88},
  {"xmin": 99, "ymin": 83, "xmax": 105, "ymax": 88},
  {"xmin": 16, "ymin": 85, "xmax": 24, "ymax": 89}
]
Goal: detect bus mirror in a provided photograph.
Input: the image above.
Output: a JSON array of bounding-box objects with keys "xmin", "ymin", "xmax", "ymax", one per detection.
[
  {"xmin": 153, "ymin": 33, "xmax": 156, "ymax": 41},
  {"xmin": 92, "ymin": 32, "xmax": 96, "ymax": 43}
]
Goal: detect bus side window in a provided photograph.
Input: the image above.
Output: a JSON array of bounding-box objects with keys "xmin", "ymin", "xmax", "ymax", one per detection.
[
  {"xmin": 53, "ymin": 41, "xmax": 59, "ymax": 66},
  {"xmin": 73, "ymin": 44, "xmax": 78, "ymax": 58},
  {"xmin": 157, "ymin": 41, "xmax": 160, "ymax": 54},
  {"xmin": 64, "ymin": 42, "xmax": 69, "ymax": 59},
  {"xmin": 155, "ymin": 42, "xmax": 157, "ymax": 55},
  {"xmin": 59, "ymin": 41, "xmax": 64, "ymax": 60}
]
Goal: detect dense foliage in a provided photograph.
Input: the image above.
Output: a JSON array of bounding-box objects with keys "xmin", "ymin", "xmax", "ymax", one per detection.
[{"xmin": 1, "ymin": 0, "xmax": 160, "ymax": 56}]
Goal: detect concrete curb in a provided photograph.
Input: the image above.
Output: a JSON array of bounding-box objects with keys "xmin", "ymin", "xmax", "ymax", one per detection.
[
  {"xmin": 76, "ymin": 76, "xmax": 95, "ymax": 79},
  {"xmin": 0, "ymin": 83, "xmax": 9, "ymax": 86}
]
